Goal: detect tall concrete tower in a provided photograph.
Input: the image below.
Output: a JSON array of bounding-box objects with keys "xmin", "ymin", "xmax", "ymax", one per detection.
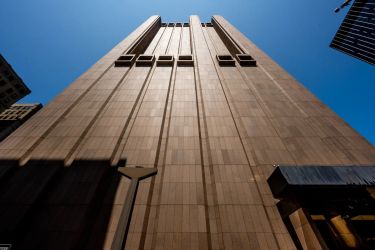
[{"xmin": 0, "ymin": 16, "xmax": 374, "ymax": 250}]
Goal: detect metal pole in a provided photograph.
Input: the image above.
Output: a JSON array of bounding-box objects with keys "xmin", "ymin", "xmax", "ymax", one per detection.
[
  {"xmin": 111, "ymin": 178, "xmax": 139, "ymax": 250},
  {"xmin": 110, "ymin": 166, "xmax": 157, "ymax": 250}
]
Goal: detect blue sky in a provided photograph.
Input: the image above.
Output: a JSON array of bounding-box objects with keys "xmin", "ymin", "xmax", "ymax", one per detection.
[{"xmin": 0, "ymin": 0, "xmax": 374, "ymax": 144}]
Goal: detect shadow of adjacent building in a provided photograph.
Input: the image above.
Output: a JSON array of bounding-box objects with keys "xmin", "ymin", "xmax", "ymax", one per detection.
[{"xmin": 0, "ymin": 159, "xmax": 122, "ymax": 250}]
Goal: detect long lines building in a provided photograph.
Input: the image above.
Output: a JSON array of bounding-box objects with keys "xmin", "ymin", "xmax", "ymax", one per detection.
[
  {"xmin": 0, "ymin": 16, "xmax": 374, "ymax": 250},
  {"xmin": 330, "ymin": 0, "xmax": 375, "ymax": 65}
]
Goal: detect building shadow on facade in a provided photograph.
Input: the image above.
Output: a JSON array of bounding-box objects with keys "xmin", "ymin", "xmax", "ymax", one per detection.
[{"xmin": 0, "ymin": 159, "xmax": 122, "ymax": 250}]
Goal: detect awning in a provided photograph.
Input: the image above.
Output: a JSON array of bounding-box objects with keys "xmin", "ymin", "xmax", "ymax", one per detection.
[{"xmin": 267, "ymin": 165, "xmax": 375, "ymax": 198}]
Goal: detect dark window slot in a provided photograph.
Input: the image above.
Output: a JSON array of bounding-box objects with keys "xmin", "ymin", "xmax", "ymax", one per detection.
[
  {"xmin": 114, "ymin": 54, "xmax": 136, "ymax": 67},
  {"xmin": 177, "ymin": 55, "xmax": 194, "ymax": 67},
  {"xmin": 216, "ymin": 55, "xmax": 236, "ymax": 66},
  {"xmin": 136, "ymin": 55, "xmax": 155, "ymax": 67},
  {"xmin": 157, "ymin": 55, "xmax": 174, "ymax": 66},
  {"xmin": 235, "ymin": 54, "xmax": 257, "ymax": 67}
]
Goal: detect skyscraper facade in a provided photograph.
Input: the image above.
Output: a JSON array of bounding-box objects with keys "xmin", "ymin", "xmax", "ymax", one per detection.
[
  {"xmin": 0, "ymin": 16, "xmax": 374, "ymax": 249},
  {"xmin": 0, "ymin": 103, "xmax": 42, "ymax": 142},
  {"xmin": 330, "ymin": 0, "xmax": 375, "ymax": 65},
  {"xmin": 0, "ymin": 54, "xmax": 31, "ymax": 112}
]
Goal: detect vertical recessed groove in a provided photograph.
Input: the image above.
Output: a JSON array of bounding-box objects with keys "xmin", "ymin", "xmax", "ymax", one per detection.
[
  {"xmin": 190, "ymin": 16, "xmax": 216, "ymax": 250},
  {"xmin": 209, "ymin": 18, "xmax": 330, "ymax": 172},
  {"xmin": 165, "ymin": 24, "xmax": 176, "ymax": 54},
  {"xmin": 178, "ymin": 24, "xmax": 183, "ymax": 55},
  {"xmin": 18, "ymin": 17, "xmax": 160, "ymax": 166},
  {"xmin": 211, "ymin": 17, "xmax": 244, "ymax": 55},
  {"xmin": 108, "ymin": 66, "xmax": 155, "ymax": 165},
  {"xmin": 138, "ymin": 24, "xmax": 178, "ymax": 249},
  {"xmin": 19, "ymin": 65, "xmax": 122, "ymax": 166},
  {"xmin": 212, "ymin": 16, "xmax": 308, "ymax": 118},
  {"xmin": 110, "ymin": 55, "xmax": 162, "ymax": 247},
  {"xmin": 236, "ymin": 65, "xmax": 307, "ymax": 162},
  {"xmin": 144, "ymin": 27, "xmax": 184, "ymax": 246},
  {"xmin": 189, "ymin": 20, "xmax": 193, "ymax": 54},
  {"xmin": 147, "ymin": 57, "xmax": 177, "ymax": 250},
  {"xmin": 64, "ymin": 67, "xmax": 135, "ymax": 165},
  {"xmin": 202, "ymin": 25, "xmax": 282, "ymax": 249},
  {"xmin": 258, "ymin": 64, "xmax": 308, "ymax": 117},
  {"xmin": 67, "ymin": 25, "xmax": 174, "ymax": 164},
  {"xmin": 232, "ymin": 50, "xmax": 344, "ymax": 165},
  {"xmin": 113, "ymin": 24, "xmax": 169, "ymax": 165},
  {"xmin": 232, "ymin": 38, "xmax": 346, "ymax": 167},
  {"xmin": 110, "ymin": 26, "xmax": 169, "ymax": 166},
  {"xmin": 148, "ymin": 23, "xmax": 177, "ymax": 249},
  {"xmin": 151, "ymin": 26, "xmax": 167, "ymax": 54},
  {"xmin": 206, "ymin": 21, "xmax": 302, "ymax": 168},
  {"xmin": 141, "ymin": 66, "xmax": 176, "ymax": 248},
  {"xmin": 141, "ymin": 25, "xmax": 184, "ymax": 249},
  {"xmin": 206, "ymin": 26, "xmax": 265, "ymax": 166},
  {"xmin": 112, "ymin": 65, "xmax": 158, "ymax": 166}
]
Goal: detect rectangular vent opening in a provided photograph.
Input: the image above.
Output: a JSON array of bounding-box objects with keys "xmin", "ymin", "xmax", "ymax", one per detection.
[
  {"xmin": 205, "ymin": 23, "xmax": 213, "ymax": 27},
  {"xmin": 161, "ymin": 23, "xmax": 167, "ymax": 27},
  {"xmin": 176, "ymin": 23, "xmax": 182, "ymax": 27},
  {"xmin": 183, "ymin": 23, "xmax": 190, "ymax": 27},
  {"xmin": 177, "ymin": 55, "xmax": 194, "ymax": 67},
  {"xmin": 235, "ymin": 54, "xmax": 257, "ymax": 66},
  {"xmin": 136, "ymin": 55, "xmax": 155, "ymax": 67},
  {"xmin": 168, "ymin": 23, "xmax": 175, "ymax": 27},
  {"xmin": 114, "ymin": 54, "xmax": 136, "ymax": 67},
  {"xmin": 157, "ymin": 55, "xmax": 174, "ymax": 66},
  {"xmin": 201, "ymin": 23, "xmax": 206, "ymax": 27},
  {"xmin": 216, "ymin": 55, "xmax": 236, "ymax": 66}
]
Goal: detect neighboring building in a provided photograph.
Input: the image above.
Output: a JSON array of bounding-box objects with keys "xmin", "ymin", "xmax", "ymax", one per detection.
[
  {"xmin": 0, "ymin": 54, "xmax": 31, "ymax": 112},
  {"xmin": 0, "ymin": 103, "xmax": 42, "ymax": 142},
  {"xmin": 330, "ymin": 0, "xmax": 375, "ymax": 65},
  {"xmin": 0, "ymin": 16, "xmax": 374, "ymax": 250}
]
